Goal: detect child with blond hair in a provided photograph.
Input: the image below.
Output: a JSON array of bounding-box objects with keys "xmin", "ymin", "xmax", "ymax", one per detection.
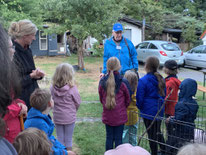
[
  {"xmin": 99, "ymin": 57, "xmax": 130, "ymax": 151},
  {"xmin": 24, "ymin": 88, "xmax": 68, "ymax": 155},
  {"xmin": 122, "ymin": 70, "xmax": 139, "ymax": 146},
  {"xmin": 51, "ymin": 63, "xmax": 81, "ymax": 151}
]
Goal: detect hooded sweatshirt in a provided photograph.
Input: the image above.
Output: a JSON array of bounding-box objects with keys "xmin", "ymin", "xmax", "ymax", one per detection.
[
  {"xmin": 24, "ymin": 108, "xmax": 67, "ymax": 155},
  {"xmin": 51, "ymin": 85, "xmax": 81, "ymax": 124},
  {"xmin": 136, "ymin": 73, "xmax": 165, "ymax": 120},
  {"xmin": 170, "ymin": 78, "xmax": 199, "ymax": 140}
]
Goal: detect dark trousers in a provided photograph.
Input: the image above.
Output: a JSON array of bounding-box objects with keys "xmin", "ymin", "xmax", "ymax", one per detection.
[
  {"xmin": 105, "ymin": 124, "xmax": 124, "ymax": 151},
  {"xmin": 143, "ymin": 118, "xmax": 165, "ymax": 155}
]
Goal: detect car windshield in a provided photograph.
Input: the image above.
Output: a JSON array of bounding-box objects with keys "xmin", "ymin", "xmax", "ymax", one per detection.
[{"xmin": 161, "ymin": 43, "xmax": 180, "ymax": 51}]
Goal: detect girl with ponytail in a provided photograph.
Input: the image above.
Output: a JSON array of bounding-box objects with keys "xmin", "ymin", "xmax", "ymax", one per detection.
[
  {"xmin": 98, "ymin": 57, "xmax": 130, "ymax": 151},
  {"xmin": 136, "ymin": 56, "xmax": 166, "ymax": 155}
]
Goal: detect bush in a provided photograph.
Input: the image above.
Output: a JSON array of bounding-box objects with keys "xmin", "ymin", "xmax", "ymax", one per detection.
[{"xmin": 91, "ymin": 42, "xmax": 104, "ymax": 57}]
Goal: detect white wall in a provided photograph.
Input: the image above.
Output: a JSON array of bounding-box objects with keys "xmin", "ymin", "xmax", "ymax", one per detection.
[
  {"xmin": 202, "ymin": 36, "xmax": 206, "ymax": 45},
  {"xmin": 123, "ymin": 23, "xmax": 142, "ymax": 46}
]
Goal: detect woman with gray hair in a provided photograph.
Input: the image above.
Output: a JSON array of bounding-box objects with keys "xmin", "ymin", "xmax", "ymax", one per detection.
[{"xmin": 8, "ymin": 19, "xmax": 45, "ymax": 110}]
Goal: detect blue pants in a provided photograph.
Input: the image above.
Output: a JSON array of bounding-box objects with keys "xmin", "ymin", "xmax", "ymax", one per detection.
[
  {"xmin": 105, "ymin": 124, "xmax": 124, "ymax": 151},
  {"xmin": 122, "ymin": 123, "xmax": 138, "ymax": 146}
]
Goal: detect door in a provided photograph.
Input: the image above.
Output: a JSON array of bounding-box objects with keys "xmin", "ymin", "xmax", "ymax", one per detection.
[
  {"xmin": 185, "ymin": 46, "xmax": 206, "ymax": 68},
  {"xmin": 136, "ymin": 42, "xmax": 149, "ymax": 62}
]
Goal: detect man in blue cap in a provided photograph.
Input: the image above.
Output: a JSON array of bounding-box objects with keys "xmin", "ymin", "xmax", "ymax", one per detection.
[{"xmin": 100, "ymin": 23, "xmax": 138, "ymax": 77}]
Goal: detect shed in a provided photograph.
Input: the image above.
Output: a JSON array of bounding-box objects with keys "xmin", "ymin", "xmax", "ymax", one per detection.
[{"xmin": 30, "ymin": 29, "xmax": 68, "ymax": 56}]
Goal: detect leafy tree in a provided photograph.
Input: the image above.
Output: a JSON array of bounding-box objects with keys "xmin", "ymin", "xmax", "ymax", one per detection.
[
  {"xmin": 122, "ymin": 0, "xmax": 165, "ymax": 38},
  {"xmin": 42, "ymin": 0, "xmax": 122, "ymax": 70},
  {"xmin": 0, "ymin": 0, "xmax": 44, "ymax": 29}
]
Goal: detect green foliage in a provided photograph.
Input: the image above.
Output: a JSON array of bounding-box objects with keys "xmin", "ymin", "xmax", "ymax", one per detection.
[
  {"xmin": 123, "ymin": 0, "xmax": 165, "ymax": 35},
  {"xmin": 0, "ymin": 0, "xmax": 44, "ymax": 29},
  {"xmin": 42, "ymin": 0, "xmax": 122, "ymax": 43},
  {"xmin": 91, "ymin": 42, "xmax": 104, "ymax": 57},
  {"xmin": 182, "ymin": 23, "xmax": 197, "ymax": 46}
]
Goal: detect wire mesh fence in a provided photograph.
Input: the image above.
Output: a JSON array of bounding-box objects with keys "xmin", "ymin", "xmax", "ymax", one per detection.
[{"xmin": 131, "ymin": 99, "xmax": 206, "ymax": 155}]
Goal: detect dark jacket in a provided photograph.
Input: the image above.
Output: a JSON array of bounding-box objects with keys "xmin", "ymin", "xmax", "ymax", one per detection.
[
  {"xmin": 170, "ymin": 78, "xmax": 198, "ymax": 140},
  {"xmin": 24, "ymin": 108, "xmax": 67, "ymax": 155},
  {"xmin": 13, "ymin": 41, "xmax": 39, "ymax": 109},
  {"xmin": 136, "ymin": 73, "xmax": 165, "ymax": 120},
  {"xmin": 165, "ymin": 75, "xmax": 181, "ymax": 116},
  {"xmin": 98, "ymin": 72, "xmax": 130, "ymax": 126}
]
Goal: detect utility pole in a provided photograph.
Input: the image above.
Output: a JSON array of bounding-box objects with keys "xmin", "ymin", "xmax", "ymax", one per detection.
[{"xmin": 142, "ymin": 17, "xmax": 145, "ymax": 42}]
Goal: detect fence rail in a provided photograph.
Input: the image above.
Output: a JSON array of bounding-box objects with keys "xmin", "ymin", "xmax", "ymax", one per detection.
[{"xmin": 133, "ymin": 99, "xmax": 206, "ymax": 155}]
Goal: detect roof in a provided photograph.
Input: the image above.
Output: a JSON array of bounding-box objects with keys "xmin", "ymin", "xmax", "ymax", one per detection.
[
  {"xmin": 163, "ymin": 28, "xmax": 182, "ymax": 33},
  {"xmin": 200, "ymin": 30, "xmax": 206, "ymax": 39},
  {"xmin": 119, "ymin": 16, "xmax": 151, "ymax": 29}
]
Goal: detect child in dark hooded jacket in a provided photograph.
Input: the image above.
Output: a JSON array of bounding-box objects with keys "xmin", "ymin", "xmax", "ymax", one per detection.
[{"xmin": 166, "ymin": 78, "xmax": 199, "ymax": 154}]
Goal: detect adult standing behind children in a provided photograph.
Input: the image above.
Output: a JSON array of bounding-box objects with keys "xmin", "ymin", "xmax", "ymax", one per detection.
[
  {"xmin": 100, "ymin": 23, "xmax": 138, "ymax": 77},
  {"xmin": 136, "ymin": 56, "xmax": 165, "ymax": 155},
  {"xmin": 51, "ymin": 63, "xmax": 81, "ymax": 151},
  {"xmin": 99, "ymin": 57, "xmax": 131, "ymax": 151},
  {"xmin": 8, "ymin": 19, "xmax": 45, "ymax": 110}
]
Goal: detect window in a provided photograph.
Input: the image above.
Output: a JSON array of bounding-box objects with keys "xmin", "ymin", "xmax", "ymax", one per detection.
[
  {"xmin": 148, "ymin": 43, "xmax": 158, "ymax": 49},
  {"xmin": 39, "ymin": 31, "xmax": 47, "ymax": 50},
  {"xmin": 137, "ymin": 42, "xmax": 149, "ymax": 49},
  {"xmin": 161, "ymin": 43, "xmax": 180, "ymax": 51},
  {"xmin": 192, "ymin": 46, "xmax": 205, "ymax": 53}
]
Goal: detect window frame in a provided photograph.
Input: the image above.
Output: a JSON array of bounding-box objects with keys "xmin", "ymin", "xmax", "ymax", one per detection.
[{"xmin": 39, "ymin": 30, "xmax": 48, "ymax": 50}]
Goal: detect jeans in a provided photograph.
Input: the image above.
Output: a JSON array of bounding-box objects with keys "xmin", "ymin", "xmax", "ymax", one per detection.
[{"xmin": 105, "ymin": 124, "xmax": 124, "ymax": 151}]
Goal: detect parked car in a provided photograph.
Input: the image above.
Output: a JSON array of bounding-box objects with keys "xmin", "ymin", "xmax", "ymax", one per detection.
[
  {"xmin": 184, "ymin": 45, "xmax": 206, "ymax": 69},
  {"xmin": 135, "ymin": 40, "xmax": 184, "ymax": 66}
]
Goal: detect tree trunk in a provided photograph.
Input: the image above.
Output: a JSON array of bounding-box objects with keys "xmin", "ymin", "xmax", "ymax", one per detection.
[{"xmin": 77, "ymin": 42, "xmax": 85, "ymax": 70}]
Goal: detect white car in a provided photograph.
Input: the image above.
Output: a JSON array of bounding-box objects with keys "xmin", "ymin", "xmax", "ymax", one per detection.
[
  {"xmin": 135, "ymin": 40, "xmax": 184, "ymax": 66},
  {"xmin": 184, "ymin": 45, "xmax": 206, "ymax": 69}
]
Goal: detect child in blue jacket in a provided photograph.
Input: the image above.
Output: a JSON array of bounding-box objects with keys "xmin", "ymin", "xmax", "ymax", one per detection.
[
  {"xmin": 166, "ymin": 78, "xmax": 199, "ymax": 155},
  {"xmin": 24, "ymin": 88, "xmax": 68, "ymax": 155},
  {"xmin": 136, "ymin": 56, "xmax": 166, "ymax": 155}
]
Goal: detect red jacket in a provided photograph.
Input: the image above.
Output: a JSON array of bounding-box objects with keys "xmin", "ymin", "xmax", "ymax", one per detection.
[
  {"xmin": 3, "ymin": 99, "xmax": 25, "ymax": 143},
  {"xmin": 165, "ymin": 76, "xmax": 181, "ymax": 116}
]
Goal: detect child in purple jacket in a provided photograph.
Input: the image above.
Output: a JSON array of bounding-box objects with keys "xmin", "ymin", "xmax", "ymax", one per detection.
[
  {"xmin": 51, "ymin": 63, "xmax": 81, "ymax": 151},
  {"xmin": 98, "ymin": 57, "xmax": 130, "ymax": 151}
]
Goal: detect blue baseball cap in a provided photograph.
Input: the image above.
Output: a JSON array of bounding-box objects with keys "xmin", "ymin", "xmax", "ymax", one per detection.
[{"xmin": 113, "ymin": 23, "xmax": 123, "ymax": 32}]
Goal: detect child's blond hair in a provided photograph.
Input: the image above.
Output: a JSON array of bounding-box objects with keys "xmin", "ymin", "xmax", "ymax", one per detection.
[
  {"xmin": 106, "ymin": 57, "xmax": 121, "ymax": 110},
  {"xmin": 52, "ymin": 63, "xmax": 75, "ymax": 88},
  {"xmin": 30, "ymin": 88, "xmax": 51, "ymax": 112},
  {"xmin": 124, "ymin": 70, "xmax": 138, "ymax": 93},
  {"xmin": 13, "ymin": 128, "xmax": 52, "ymax": 155}
]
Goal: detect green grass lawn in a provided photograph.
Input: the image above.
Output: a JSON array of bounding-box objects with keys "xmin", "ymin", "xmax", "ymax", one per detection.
[{"xmin": 35, "ymin": 55, "xmax": 206, "ymax": 155}]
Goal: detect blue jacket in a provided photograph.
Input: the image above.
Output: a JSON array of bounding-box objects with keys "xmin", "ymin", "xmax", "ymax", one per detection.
[
  {"xmin": 170, "ymin": 78, "xmax": 198, "ymax": 140},
  {"xmin": 24, "ymin": 108, "xmax": 67, "ymax": 155},
  {"xmin": 136, "ymin": 73, "xmax": 165, "ymax": 120},
  {"xmin": 103, "ymin": 36, "xmax": 138, "ymax": 75}
]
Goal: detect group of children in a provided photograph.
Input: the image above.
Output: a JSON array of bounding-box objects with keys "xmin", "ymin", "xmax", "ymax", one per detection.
[
  {"xmin": 3, "ymin": 50, "xmax": 199, "ymax": 155},
  {"xmin": 100, "ymin": 56, "xmax": 199, "ymax": 155},
  {"xmin": 3, "ymin": 62, "xmax": 81, "ymax": 155}
]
